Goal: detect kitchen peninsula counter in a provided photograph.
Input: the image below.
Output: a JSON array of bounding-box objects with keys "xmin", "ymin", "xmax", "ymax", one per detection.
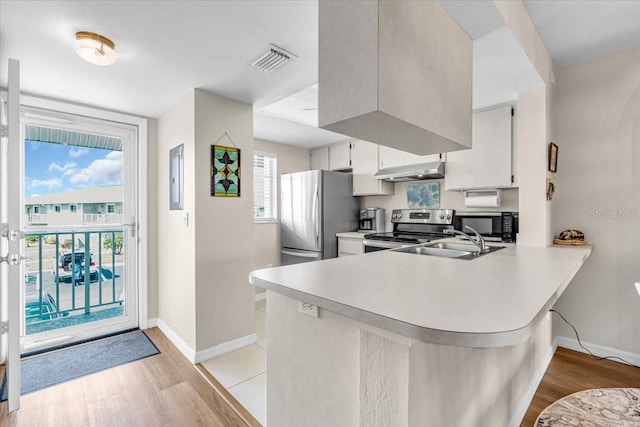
[
  {"xmin": 251, "ymin": 241, "xmax": 593, "ymax": 426},
  {"xmin": 250, "ymin": 240, "xmax": 592, "ymax": 348}
]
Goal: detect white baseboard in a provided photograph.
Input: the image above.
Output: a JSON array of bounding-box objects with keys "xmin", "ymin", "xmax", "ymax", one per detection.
[
  {"xmin": 146, "ymin": 318, "xmax": 158, "ymax": 328},
  {"xmin": 557, "ymin": 336, "xmax": 640, "ymax": 367},
  {"xmin": 154, "ymin": 318, "xmax": 257, "ymax": 365},
  {"xmin": 255, "ymin": 292, "xmax": 267, "ymax": 302},
  {"xmin": 156, "ymin": 318, "xmax": 196, "ymax": 363},
  {"xmin": 508, "ymin": 337, "xmax": 559, "ymax": 427},
  {"xmin": 194, "ymin": 333, "xmax": 258, "ymax": 364}
]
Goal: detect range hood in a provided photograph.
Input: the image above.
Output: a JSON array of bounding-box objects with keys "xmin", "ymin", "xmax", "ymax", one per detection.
[
  {"xmin": 374, "ymin": 161, "xmax": 445, "ymax": 182},
  {"xmin": 318, "ymin": 1, "xmax": 472, "ymax": 155}
]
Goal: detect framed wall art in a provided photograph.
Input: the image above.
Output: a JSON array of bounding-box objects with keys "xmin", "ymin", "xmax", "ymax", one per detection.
[
  {"xmin": 548, "ymin": 142, "xmax": 558, "ymax": 173},
  {"xmin": 211, "ymin": 145, "xmax": 241, "ymax": 197}
]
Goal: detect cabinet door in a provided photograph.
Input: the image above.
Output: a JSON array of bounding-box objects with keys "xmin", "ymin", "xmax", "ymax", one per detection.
[
  {"xmin": 338, "ymin": 237, "xmax": 364, "ymax": 257},
  {"xmin": 310, "ymin": 146, "xmax": 329, "ymax": 170},
  {"xmin": 378, "ymin": 146, "xmax": 408, "ymax": 169},
  {"xmin": 329, "ymin": 140, "xmax": 352, "ymax": 171},
  {"xmin": 351, "ymin": 140, "xmax": 394, "ymax": 196},
  {"xmin": 379, "ymin": 146, "xmax": 441, "ymax": 168},
  {"xmin": 444, "ymin": 105, "xmax": 513, "ymax": 191}
]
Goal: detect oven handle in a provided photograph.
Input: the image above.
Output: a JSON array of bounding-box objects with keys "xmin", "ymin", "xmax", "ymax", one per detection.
[{"xmin": 362, "ymin": 240, "xmax": 406, "ymax": 249}]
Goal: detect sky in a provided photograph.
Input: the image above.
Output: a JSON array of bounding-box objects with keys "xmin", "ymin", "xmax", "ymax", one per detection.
[{"xmin": 24, "ymin": 141, "xmax": 123, "ymax": 198}]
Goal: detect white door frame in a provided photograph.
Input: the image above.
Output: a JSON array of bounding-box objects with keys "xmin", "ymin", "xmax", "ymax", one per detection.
[{"xmin": 18, "ymin": 94, "xmax": 149, "ymax": 330}]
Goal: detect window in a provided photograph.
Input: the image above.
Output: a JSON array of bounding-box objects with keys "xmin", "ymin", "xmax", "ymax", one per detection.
[
  {"xmin": 54, "ymin": 205, "xmax": 61, "ymax": 213},
  {"xmin": 69, "ymin": 204, "xmax": 77, "ymax": 213},
  {"xmin": 33, "ymin": 206, "xmax": 40, "ymax": 214},
  {"xmin": 107, "ymin": 204, "xmax": 115, "ymax": 214},
  {"xmin": 253, "ymin": 152, "xmax": 277, "ymax": 223}
]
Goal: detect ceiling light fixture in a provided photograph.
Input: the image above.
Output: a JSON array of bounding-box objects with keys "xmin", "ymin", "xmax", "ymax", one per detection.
[{"xmin": 74, "ymin": 31, "xmax": 117, "ymax": 66}]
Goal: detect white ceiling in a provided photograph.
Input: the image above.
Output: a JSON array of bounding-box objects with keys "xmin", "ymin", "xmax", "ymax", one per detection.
[
  {"xmin": 1, "ymin": 1, "xmax": 639, "ymax": 149},
  {"xmin": 524, "ymin": 0, "xmax": 640, "ymax": 67}
]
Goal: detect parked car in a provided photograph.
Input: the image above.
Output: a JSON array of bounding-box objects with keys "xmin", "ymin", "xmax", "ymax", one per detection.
[
  {"xmin": 53, "ymin": 250, "xmax": 98, "ymax": 284},
  {"xmin": 24, "ymin": 292, "xmax": 67, "ymax": 324}
]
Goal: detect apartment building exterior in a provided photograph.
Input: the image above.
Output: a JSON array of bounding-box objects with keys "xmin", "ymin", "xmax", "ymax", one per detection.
[{"xmin": 25, "ymin": 185, "xmax": 123, "ymax": 226}]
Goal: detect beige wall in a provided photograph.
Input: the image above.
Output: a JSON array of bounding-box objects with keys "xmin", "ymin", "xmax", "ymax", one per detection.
[
  {"xmin": 553, "ymin": 47, "xmax": 640, "ymax": 354},
  {"xmin": 193, "ymin": 90, "xmax": 256, "ymax": 352},
  {"xmin": 253, "ymin": 138, "xmax": 310, "ymax": 278},
  {"xmin": 361, "ymin": 181, "xmax": 519, "ymax": 231},
  {"xmin": 157, "ymin": 91, "xmax": 197, "ymax": 349},
  {"xmin": 147, "ymin": 118, "xmax": 158, "ymax": 319}
]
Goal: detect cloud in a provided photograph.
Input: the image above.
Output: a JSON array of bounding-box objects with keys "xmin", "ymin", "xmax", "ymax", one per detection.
[
  {"xmin": 48, "ymin": 161, "xmax": 77, "ymax": 173},
  {"xmin": 69, "ymin": 151, "xmax": 123, "ymax": 187},
  {"xmin": 63, "ymin": 168, "xmax": 78, "ymax": 177},
  {"xmin": 69, "ymin": 147, "xmax": 90, "ymax": 158},
  {"xmin": 29, "ymin": 178, "xmax": 63, "ymax": 190}
]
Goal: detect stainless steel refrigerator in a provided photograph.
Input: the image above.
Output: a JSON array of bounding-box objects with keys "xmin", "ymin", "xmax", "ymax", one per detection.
[{"xmin": 281, "ymin": 170, "xmax": 359, "ymax": 265}]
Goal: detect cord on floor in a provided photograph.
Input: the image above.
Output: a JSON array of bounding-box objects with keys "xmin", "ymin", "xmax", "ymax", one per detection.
[{"xmin": 550, "ymin": 309, "xmax": 640, "ymax": 369}]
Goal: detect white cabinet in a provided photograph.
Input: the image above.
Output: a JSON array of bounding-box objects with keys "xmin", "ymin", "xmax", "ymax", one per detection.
[
  {"xmin": 337, "ymin": 235, "xmax": 365, "ymax": 257},
  {"xmin": 379, "ymin": 146, "xmax": 441, "ymax": 169},
  {"xmin": 444, "ymin": 105, "xmax": 514, "ymax": 191},
  {"xmin": 351, "ymin": 140, "xmax": 394, "ymax": 196},
  {"xmin": 329, "ymin": 141, "xmax": 352, "ymax": 171},
  {"xmin": 310, "ymin": 146, "xmax": 329, "ymax": 170}
]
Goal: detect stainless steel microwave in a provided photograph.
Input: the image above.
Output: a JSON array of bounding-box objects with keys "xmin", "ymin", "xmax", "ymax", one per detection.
[{"xmin": 453, "ymin": 211, "xmax": 518, "ymax": 243}]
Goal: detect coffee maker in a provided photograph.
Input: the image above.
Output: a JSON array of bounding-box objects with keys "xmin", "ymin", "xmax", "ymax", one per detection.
[{"xmin": 359, "ymin": 208, "xmax": 385, "ymax": 233}]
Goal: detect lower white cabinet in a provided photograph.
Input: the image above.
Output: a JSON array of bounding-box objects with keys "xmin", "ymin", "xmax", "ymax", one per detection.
[{"xmin": 337, "ymin": 234, "xmax": 365, "ymax": 257}]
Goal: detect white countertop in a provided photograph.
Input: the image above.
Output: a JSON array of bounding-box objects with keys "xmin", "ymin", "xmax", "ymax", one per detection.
[
  {"xmin": 336, "ymin": 231, "xmax": 369, "ymax": 239},
  {"xmin": 249, "ymin": 239, "xmax": 592, "ymax": 347}
]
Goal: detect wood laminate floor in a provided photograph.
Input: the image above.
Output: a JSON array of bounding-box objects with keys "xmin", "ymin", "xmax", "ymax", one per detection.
[
  {"xmin": 0, "ymin": 328, "xmax": 259, "ymax": 427},
  {"xmin": 521, "ymin": 346, "xmax": 640, "ymax": 426}
]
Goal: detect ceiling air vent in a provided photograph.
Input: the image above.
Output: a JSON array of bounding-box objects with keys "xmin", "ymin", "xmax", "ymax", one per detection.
[{"xmin": 246, "ymin": 44, "xmax": 297, "ymax": 74}]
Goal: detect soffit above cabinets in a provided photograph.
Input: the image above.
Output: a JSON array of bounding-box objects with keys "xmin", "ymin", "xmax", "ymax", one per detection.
[{"xmin": 318, "ymin": 0, "xmax": 473, "ymax": 156}]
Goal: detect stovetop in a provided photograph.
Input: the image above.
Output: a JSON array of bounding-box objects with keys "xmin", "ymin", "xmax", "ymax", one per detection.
[
  {"xmin": 364, "ymin": 208, "xmax": 455, "ymax": 243},
  {"xmin": 363, "ymin": 231, "xmax": 446, "ymax": 244}
]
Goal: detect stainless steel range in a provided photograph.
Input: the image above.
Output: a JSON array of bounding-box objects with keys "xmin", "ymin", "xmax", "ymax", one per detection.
[{"xmin": 363, "ymin": 209, "xmax": 455, "ymax": 253}]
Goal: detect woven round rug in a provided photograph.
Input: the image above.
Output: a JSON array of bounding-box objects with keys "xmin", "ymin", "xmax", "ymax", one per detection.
[{"xmin": 535, "ymin": 388, "xmax": 640, "ymax": 426}]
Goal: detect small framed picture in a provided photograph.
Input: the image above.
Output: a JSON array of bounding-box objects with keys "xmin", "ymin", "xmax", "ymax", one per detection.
[{"xmin": 548, "ymin": 142, "xmax": 558, "ymax": 173}]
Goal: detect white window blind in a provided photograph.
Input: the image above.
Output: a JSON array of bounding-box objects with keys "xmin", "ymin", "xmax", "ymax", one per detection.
[{"xmin": 254, "ymin": 152, "xmax": 278, "ymax": 222}]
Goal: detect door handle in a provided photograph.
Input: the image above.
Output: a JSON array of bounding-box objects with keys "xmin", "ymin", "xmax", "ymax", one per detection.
[
  {"xmin": 10, "ymin": 229, "xmax": 25, "ymax": 241},
  {"xmin": 128, "ymin": 217, "xmax": 137, "ymax": 238},
  {"xmin": 0, "ymin": 254, "xmax": 27, "ymax": 265}
]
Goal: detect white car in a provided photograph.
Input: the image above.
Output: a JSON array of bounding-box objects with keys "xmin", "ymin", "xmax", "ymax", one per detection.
[{"xmin": 54, "ymin": 251, "xmax": 98, "ymax": 284}]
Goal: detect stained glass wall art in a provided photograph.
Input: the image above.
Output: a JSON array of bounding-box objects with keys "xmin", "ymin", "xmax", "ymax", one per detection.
[{"xmin": 211, "ymin": 145, "xmax": 241, "ymax": 197}]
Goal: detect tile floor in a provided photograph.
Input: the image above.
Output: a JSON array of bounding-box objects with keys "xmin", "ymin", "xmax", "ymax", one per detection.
[{"xmin": 201, "ymin": 296, "xmax": 267, "ymax": 425}]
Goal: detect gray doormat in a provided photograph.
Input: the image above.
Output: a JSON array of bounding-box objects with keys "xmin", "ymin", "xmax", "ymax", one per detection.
[{"xmin": 0, "ymin": 330, "xmax": 159, "ymax": 401}]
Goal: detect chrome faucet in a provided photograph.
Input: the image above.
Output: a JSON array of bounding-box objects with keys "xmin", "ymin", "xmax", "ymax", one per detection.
[{"xmin": 444, "ymin": 226, "xmax": 487, "ymax": 253}]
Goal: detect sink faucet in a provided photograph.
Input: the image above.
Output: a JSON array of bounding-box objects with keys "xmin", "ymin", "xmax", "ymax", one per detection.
[{"xmin": 444, "ymin": 226, "xmax": 487, "ymax": 253}]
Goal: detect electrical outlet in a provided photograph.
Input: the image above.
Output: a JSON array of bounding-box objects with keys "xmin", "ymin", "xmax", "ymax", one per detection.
[
  {"xmin": 267, "ymin": 263, "xmax": 273, "ymax": 268},
  {"xmin": 299, "ymin": 301, "xmax": 319, "ymax": 318}
]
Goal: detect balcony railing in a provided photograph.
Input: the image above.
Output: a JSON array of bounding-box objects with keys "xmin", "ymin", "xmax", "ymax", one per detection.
[
  {"xmin": 24, "ymin": 230, "xmax": 125, "ymax": 335},
  {"xmin": 25, "ymin": 213, "xmax": 48, "ymax": 224},
  {"xmin": 83, "ymin": 213, "xmax": 123, "ymax": 224}
]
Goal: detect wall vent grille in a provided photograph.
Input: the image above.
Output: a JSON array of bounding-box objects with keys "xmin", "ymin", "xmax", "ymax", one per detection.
[{"xmin": 246, "ymin": 44, "xmax": 297, "ymax": 74}]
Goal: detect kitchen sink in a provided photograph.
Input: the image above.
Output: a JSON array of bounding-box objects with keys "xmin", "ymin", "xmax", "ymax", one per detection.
[{"xmin": 392, "ymin": 242, "xmax": 504, "ymax": 260}]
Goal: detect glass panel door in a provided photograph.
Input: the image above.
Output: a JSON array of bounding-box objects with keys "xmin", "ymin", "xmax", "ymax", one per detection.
[{"xmin": 18, "ymin": 106, "xmax": 138, "ymax": 353}]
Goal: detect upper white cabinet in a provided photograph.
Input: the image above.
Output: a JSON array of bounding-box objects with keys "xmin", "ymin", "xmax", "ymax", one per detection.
[
  {"xmin": 351, "ymin": 140, "xmax": 394, "ymax": 196},
  {"xmin": 310, "ymin": 146, "xmax": 329, "ymax": 170},
  {"xmin": 379, "ymin": 146, "xmax": 441, "ymax": 169},
  {"xmin": 444, "ymin": 105, "xmax": 515, "ymax": 191},
  {"xmin": 329, "ymin": 140, "xmax": 352, "ymax": 171}
]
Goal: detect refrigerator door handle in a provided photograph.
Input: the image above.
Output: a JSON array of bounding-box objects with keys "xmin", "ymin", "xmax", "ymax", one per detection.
[
  {"xmin": 314, "ymin": 189, "xmax": 320, "ymax": 248},
  {"xmin": 281, "ymin": 249, "xmax": 320, "ymax": 258}
]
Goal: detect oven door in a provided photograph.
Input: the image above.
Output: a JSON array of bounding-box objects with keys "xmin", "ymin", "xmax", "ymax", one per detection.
[{"xmin": 362, "ymin": 239, "xmax": 404, "ymax": 253}]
